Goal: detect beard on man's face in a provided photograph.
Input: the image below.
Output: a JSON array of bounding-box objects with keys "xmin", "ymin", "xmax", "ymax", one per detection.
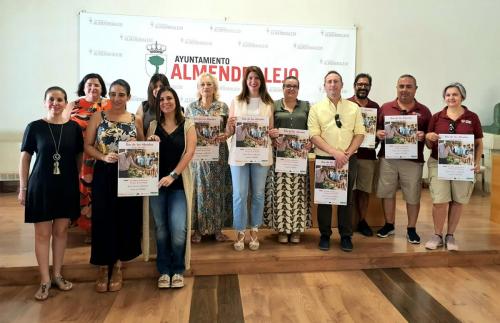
[{"xmin": 355, "ymin": 89, "xmax": 369, "ymax": 99}]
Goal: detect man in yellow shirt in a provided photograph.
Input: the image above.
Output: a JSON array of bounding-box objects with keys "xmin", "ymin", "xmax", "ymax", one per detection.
[{"xmin": 308, "ymin": 71, "xmax": 365, "ymax": 252}]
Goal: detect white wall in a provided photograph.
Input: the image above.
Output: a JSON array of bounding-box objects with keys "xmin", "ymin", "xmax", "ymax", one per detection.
[{"xmin": 1, "ymin": 0, "xmax": 499, "ymax": 141}]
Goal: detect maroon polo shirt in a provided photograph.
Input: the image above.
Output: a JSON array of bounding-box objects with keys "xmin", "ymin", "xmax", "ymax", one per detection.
[
  {"xmin": 427, "ymin": 106, "xmax": 483, "ymax": 160},
  {"xmin": 347, "ymin": 96, "xmax": 380, "ymax": 160},
  {"xmin": 377, "ymin": 98, "xmax": 432, "ymax": 163}
]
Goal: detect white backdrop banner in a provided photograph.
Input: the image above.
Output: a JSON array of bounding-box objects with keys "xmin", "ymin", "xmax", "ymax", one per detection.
[{"xmin": 80, "ymin": 12, "xmax": 356, "ymax": 110}]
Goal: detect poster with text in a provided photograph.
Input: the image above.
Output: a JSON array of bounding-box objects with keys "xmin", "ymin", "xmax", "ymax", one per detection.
[
  {"xmin": 79, "ymin": 12, "xmax": 356, "ymax": 110},
  {"xmin": 438, "ymin": 134, "xmax": 475, "ymax": 181},
  {"xmin": 234, "ymin": 116, "xmax": 270, "ymax": 163},
  {"xmin": 314, "ymin": 159, "xmax": 348, "ymax": 205},
  {"xmin": 384, "ymin": 115, "xmax": 418, "ymax": 159},
  {"xmin": 118, "ymin": 141, "xmax": 159, "ymax": 197},
  {"xmin": 360, "ymin": 107, "xmax": 377, "ymax": 149},
  {"xmin": 275, "ymin": 128, "xmax": 309, "ymax": 174},
  {"xmin": 192, "ymin": 115, "xmax": 222, "ymax": 161}
]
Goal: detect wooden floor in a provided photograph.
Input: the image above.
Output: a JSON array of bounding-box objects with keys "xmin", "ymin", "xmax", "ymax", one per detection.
[
  {"xmin": 1, "ymin": 187, "xmax": 500, "ymax": 322},
  {"xmin": 1, "ymin": 265, "xmax": 500, "ymax": 322},
  {"xmin": 1, "ymin": 189, "xmax": 500, "ymax": 284}
]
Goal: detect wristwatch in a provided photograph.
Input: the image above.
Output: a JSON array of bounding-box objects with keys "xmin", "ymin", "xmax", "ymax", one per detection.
[{"xmin": 169, "ymin": 171, "xmax": 179, "ymax": 180}]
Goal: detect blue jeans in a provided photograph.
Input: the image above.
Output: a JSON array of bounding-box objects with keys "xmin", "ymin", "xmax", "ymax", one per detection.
[
  {"xmin": 150, "ymin": 188, "xmax": 186, "ymax": 275},
  {"xmin": 230, "ymin": 164, "xmax": 270, "ymax": 231}
]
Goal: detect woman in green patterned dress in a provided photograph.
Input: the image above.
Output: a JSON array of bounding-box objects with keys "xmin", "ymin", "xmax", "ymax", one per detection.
[{"xmin": 185, "ymin": 73, "xmax": 232, "ymax": 243}]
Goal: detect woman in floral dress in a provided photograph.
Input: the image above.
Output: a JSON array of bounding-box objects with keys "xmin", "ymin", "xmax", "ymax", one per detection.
[
  {"xmin": 185, "ymin": 73, "xmax": 232, "ymax": 243},
  {"xmin": 66, "ymin": 73, "xmax": 111, "ymax": 242}
]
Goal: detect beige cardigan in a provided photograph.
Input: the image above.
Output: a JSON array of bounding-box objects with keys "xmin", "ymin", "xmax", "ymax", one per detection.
[{"xmin": 142, "ymin": 119, "xmax": 194, "ymax": 271}]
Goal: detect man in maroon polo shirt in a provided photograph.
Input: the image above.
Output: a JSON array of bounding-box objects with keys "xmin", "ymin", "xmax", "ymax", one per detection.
[
  {"xmin": 347, "ymin": 73, "xmax": 380, "ymax": 236},
  {"xmin": 375, "ymin": 74, "xmax": 432, "ymax": 244}
]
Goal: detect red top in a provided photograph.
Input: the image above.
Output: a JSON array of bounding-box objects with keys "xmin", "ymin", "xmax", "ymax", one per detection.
[
  {"xmin": 427, "ymin": 106, "xmax": 483, "ymax": 160},
  {"xmin": 347, "ymin": 96, "xmax": 380, "ymax": 160},
  {"xmin": 377, "ymin": 98, "xmax": 432, "ymax": 163}
]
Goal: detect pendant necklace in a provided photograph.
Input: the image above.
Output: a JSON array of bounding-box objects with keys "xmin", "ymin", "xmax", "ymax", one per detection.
[{"xmin": 47, "ymin": 121, "xmax": 64, "ymax": 175}]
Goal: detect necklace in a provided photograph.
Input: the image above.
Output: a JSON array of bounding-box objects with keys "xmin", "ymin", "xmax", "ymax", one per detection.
[{"xmin": 47, "ymin": 121, "xmax": 64, "ymax": 175}]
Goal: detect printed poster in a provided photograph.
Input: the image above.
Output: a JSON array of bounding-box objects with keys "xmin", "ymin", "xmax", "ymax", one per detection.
[
  {"xmin": 118, "ymin": 141, "xmax": 159, "ymax": 197},
  {"xmin": 384, "ymin": 115, "xmax": 418, "ymax": 159},
  {"xmin": 360, "ymin": 107, "xmax": 377, "ymax": 149},
  {"xmin": 234, "ymin": 116, "xmax": 270, "ymax": 164},
  {"xmin": 192, "ymin": 115, "xmax": 222, "ymax": 161},
  {"xmin": 438, "ymin": 134, "xmax": 475, "ymax": 181},
  {"xmin": 314, "ymin": 159, "xmax": 348, "ymax": 205},
  {"xmin": 275, "ymin": 128, "xmax": 309, "ymax": 174}
]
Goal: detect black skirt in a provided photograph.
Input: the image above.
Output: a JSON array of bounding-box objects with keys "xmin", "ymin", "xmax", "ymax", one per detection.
[{"xmin": 90, "ymin": 161, "xmax": 142, "ymax": 265}]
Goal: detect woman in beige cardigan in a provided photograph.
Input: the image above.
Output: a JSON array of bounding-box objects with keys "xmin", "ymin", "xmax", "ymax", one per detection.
[{"xmin": 147, "ymin": 86, "xmax": 195, "ymax": 288}]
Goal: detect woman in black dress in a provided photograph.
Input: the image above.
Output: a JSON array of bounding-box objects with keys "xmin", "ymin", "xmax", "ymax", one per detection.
[
  {"xmin": 85, "ymin": 79, "xmax": 144, "ymax": 292},
  {"xmin": 18, "ymin": 86, "xmax": 83, "ymax": 300}
]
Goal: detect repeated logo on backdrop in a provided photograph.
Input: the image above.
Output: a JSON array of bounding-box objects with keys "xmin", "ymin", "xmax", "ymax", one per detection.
[{"xmin": 80, "ymin": 12, "xmax": 356, "ymax": 109}]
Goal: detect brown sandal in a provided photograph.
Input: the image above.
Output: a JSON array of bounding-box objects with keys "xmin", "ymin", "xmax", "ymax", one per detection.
[
  {"xmin": 108, "ymin": 263, "xmax": 123, "ymax": 292},
  {"xmin": 215, "ymin": 231, "xmax": 228, "ymax": 242},
  {"xmin": 95, "ymin": 266, "xmax": 108, "ymax": 293},
  {"xmin": 191, "ymin": 231, "xmax": 202, "ymax": 243}
]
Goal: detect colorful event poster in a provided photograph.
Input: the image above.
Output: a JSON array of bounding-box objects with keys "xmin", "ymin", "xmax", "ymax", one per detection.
[
  {"xmin": 192, "ymin": 115, "xmax": 222, "ymax": 161},
  {"xmin": 384, "ymin": 115, "xmax": 418, "ymax": 159},
  {"xmin": 314, "ymin": 159, "xmax": 348, "ymax": 205},
  {"xmin": 275, "ymin": 128, "xmax": 310, "ymax": 174},
  {"xmin": 234, "ymin": 116, "xmax": 270, "ymax": 164},
  {"xmin": 117, "ymin": 141, "xmax": 159, "ymax": 197},
  {"xmin": 359, "ymin": 107, "xmax": 377, "ymax": 149},
  {"xmin": 438, "ymin": 134, "xmax": 475, "ymax": 181}
]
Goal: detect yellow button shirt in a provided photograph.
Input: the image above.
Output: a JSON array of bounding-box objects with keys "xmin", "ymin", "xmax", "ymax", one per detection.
[{"xmin": 308, "ymin": 97, "xmax": 365, "ymax": 156}]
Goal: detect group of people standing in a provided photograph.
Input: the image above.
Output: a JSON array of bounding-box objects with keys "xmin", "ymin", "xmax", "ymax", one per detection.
[{"xmin": 18, "ymin": 66, "xmax": 483, "ymax": 301}]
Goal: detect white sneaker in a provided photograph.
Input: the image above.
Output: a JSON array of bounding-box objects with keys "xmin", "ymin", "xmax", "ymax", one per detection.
[
  {"xmin": 424, "ymin": 234, "xmax": 443, "ymax": 250},
  {"xmin": 171, "ymin": 274, "xmax": 184, "ymax": 288},
  {"xmin": 158, "ymin": 274, "xmax": 170, "ymax": 288},
  {"xmin": 445, "ymin": 235, "xmax": 459, "ymax": 251}
]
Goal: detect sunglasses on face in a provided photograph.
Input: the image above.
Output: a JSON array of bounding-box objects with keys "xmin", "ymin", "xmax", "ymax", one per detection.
[
  {"xmin": 335, "ymin": 114, "xmax": 342, "ymax": 128},
  {"xmin": 449, "ymin": 121, "xmax": 456, "ymax": 134}
]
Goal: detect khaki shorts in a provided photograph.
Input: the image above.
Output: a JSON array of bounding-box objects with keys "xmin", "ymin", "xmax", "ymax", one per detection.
[
  {"xmin": 427, "ymin": 157, "xmax": 475, "ymax": 204},
  {"xmin": 376, "ymin": 158, "xmax": 423, "ymax": 205},
  {"xmin": 355, "ymin": 159, "xmax": 378, "ymax": 193}
]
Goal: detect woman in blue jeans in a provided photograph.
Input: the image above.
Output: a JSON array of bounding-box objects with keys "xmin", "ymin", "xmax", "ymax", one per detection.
[
  {"xmin": 226, "ymin": 66, "xmax": 274, "ymax": 251},
  {"xmin": 147, "ymin": 86, "xmax": 195, "ymax": 288}
]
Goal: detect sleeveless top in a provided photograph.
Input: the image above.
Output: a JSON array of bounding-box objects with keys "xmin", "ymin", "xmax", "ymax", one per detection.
[
  {"xmin": 70, "ymin": 98, "xmax": 112, "ymax": 133},
  {"xmin": 96, "ymin": 111, "xmax": 137, "ymax": 154}
]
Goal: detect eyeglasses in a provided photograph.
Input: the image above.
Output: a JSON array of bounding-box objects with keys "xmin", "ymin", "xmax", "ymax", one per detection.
[
  {"xmin": 355, "ymin": 83, "xmax": 371, "ymax": 89},
  {"xmin": 284, "ymin": 84, "xmax": 299, "ymax": 89},
  {"xmin": 449, "ymin": 121, "xmax": 456, "ymax": 134},
  {"xmin": 335, "ymin": 114, "xmax": 342, "ymax": 128}
]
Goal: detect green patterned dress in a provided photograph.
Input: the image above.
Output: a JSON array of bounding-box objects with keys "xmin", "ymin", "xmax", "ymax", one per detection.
[{"xmin": 185, "ymin": 100, "xmax": 233, "ymax": 234}]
